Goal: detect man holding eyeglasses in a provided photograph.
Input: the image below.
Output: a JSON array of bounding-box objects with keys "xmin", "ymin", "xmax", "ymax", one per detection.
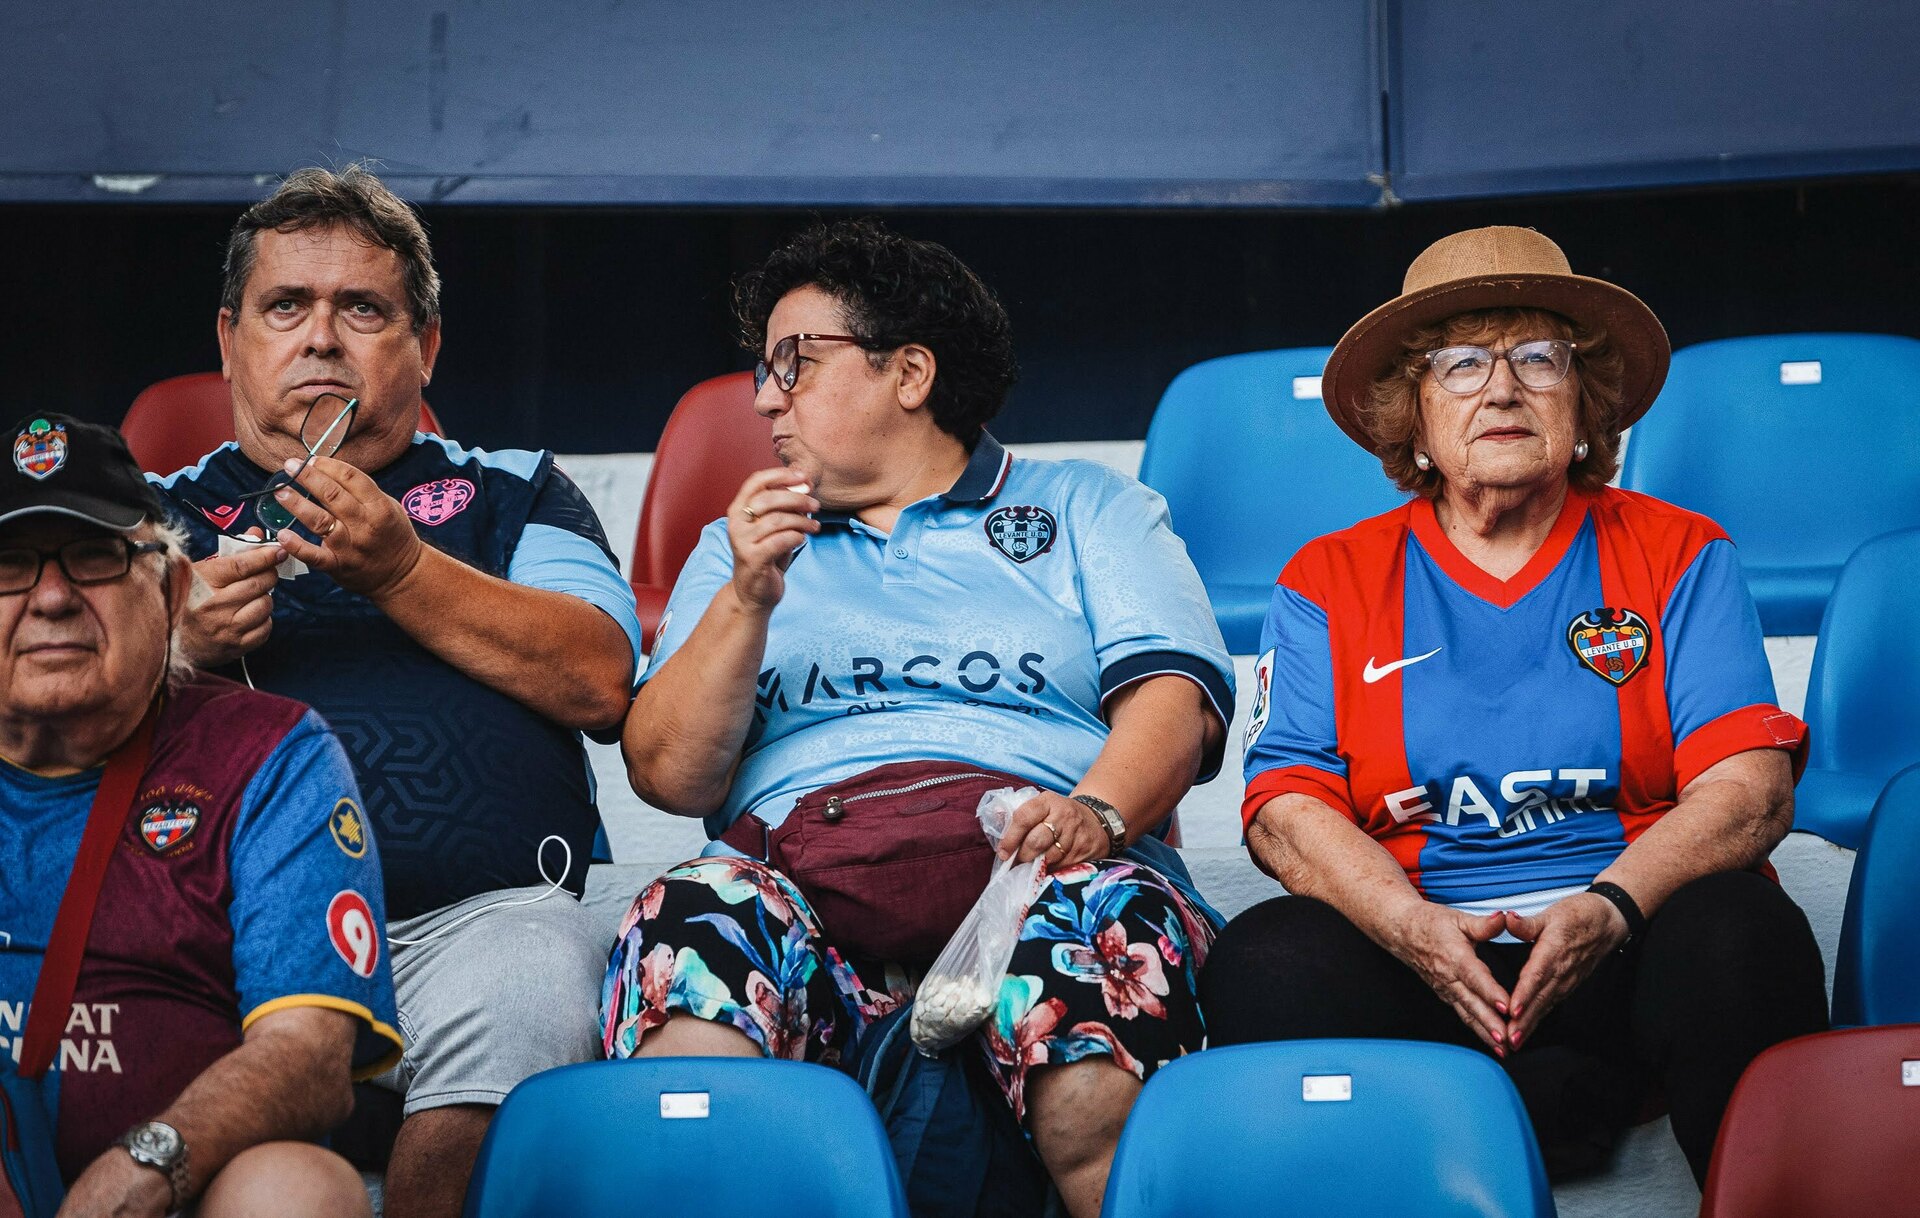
[
  {"xmin": 150, "ymin": 166, "xmax": 642, "ymax": 1218},
  {"xmin": 0, "ymin": 414, "xmax": 399, "ymax": 1218}
]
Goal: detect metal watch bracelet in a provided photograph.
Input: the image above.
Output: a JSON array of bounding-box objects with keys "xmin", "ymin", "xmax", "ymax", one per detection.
[{"xmin": 1070, "ymin": 793, "xmax": 1128, "ymax": 855}]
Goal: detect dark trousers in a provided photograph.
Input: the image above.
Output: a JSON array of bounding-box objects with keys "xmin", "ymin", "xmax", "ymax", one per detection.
[{"xmin": 1199, "ymin": 871, "xmax": 1829, "ymax": 1185}]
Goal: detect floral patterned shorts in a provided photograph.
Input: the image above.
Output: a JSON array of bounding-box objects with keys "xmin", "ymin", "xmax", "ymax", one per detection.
[{"xmin": 600, "ymin": 854, "xmax": 1213, "ymax": 1122}]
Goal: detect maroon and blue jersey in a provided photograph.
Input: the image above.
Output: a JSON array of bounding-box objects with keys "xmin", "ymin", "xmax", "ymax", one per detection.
[
  {"xmin": 153, "ymin": 436, "xmax": 642, "ymax": 919},
  {"xmin": 1241, "ymin": 487, "xmax": 1808, "ymax": 908},
  {"xmin": 0, "ymin": 677, "xmax": 400, "ymax": 1181}
]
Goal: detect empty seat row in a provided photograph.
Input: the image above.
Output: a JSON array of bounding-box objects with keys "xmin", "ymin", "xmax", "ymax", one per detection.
[{"xmin": 461, "ymin": 1029, "xmax": 1920, "ymax": 1217}]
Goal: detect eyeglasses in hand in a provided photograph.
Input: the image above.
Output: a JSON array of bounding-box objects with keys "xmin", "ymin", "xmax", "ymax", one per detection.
[{"xmin": 235, "ymin": 393, "xmax": 357, "ymax": 536}]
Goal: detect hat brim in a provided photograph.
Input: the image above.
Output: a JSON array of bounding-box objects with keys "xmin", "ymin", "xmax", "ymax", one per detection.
[
  {"xmin": 0, "ymin": 496, "xmax": 147, "ymax": 533},
  {"xmin": 1321, "ymin": 273, "xmax": 1671, "ymax": 452}
]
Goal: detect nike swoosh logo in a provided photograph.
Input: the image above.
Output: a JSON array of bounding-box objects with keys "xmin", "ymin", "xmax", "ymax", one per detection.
[{"xmin": 1363, "ymin": 647, "xmax": 1443, "ymax": 684}]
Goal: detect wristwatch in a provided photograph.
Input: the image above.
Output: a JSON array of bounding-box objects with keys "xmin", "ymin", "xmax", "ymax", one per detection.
[
  {"xmin": 119, "ymin": 1120, "xmax": 189, "ymax": 1209},
  {"xmin": 1070, "ymin": 794, "xmax": 1129, "ymax": 856}
]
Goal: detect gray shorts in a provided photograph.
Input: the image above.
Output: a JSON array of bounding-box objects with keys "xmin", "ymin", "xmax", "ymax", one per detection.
[{"xmin": 369, "ymin": 885, "xmax": 608, "ymax": 1115}]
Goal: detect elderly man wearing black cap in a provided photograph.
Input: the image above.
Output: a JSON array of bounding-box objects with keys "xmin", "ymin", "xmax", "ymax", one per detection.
[{"xmin": 0, "ymin": 415, "xmax": 400, "ymax": 1218}]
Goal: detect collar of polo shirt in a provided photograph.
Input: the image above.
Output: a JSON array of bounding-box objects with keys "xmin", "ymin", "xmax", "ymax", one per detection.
[{"xmin": 814, "ymin": 433, "xmax": 1012, "ymax": 527}]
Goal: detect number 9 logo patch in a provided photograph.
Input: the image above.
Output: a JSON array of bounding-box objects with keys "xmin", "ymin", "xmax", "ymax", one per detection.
[{"xmin": 328, "ymin": 890, "xmax": 381, "ymax": 979}]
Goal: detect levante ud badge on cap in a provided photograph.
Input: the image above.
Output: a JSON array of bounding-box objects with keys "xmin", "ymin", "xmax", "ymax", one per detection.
[
  {"xmin": 1567, "ymin": 607, "xmax": 1652, "ymax": 685},
  {"xmin": 13, "ymin": 418, "xmax": 68, "ymax": 481},
  {"xmin": 985, "ymin": 505, "xmax": 1056, "ymax": 563}
]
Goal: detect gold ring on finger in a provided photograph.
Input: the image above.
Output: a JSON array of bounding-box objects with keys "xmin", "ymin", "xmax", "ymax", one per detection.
[
  {"xmin": 742, "ymin": 505, "xmax": 759, "ymax": 521},
  {"xmin": 1042, "ymin": 821, "xmax": 1061, "ymax": 847}
]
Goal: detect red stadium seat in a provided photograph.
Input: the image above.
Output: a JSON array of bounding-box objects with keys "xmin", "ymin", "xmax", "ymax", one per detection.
[
  {"xmin": 629, "ymin": 371, "xmax": 776, "ymax": 653},
  {"xmin": 122, "ymin": 372, "xmax": 444, "ymax": 475},
  {"xmin": 1699, "ymin": 1024, "xmax": 1920, "ymax": 1217}
]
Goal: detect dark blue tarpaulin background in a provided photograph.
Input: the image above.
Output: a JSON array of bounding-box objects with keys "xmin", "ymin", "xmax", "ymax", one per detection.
[{"xmin": 5, "ymin": 1, "xmax": 1916, "ymax": 207}]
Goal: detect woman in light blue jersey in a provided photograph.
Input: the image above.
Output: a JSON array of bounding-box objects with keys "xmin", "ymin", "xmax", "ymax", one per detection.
[{"xmin": 604, "ymin": 220, "xmax": 1234, "ymax": 1217}]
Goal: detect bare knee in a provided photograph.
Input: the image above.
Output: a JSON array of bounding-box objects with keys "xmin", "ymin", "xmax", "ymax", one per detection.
[
  {"xmin": 1027, "ymin": 1058, "xmax": 1141, "ymax": 1167},
  {"xmin": 636, "ymin": 1011, "xmax": 761, "ymax": 1058},
  {"xmin": 198, "ymin": 1141, "xmax": 370, "ymax": 1218}
]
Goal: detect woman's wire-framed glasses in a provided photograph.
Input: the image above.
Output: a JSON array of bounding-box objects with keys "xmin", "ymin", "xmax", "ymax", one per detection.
[
  {"xmin": 236, "ymin": 393, "xmax": 357, "ymax": 535},
  {"xmin": 1424, "ymin": 339, "xmax": 1579, "ymax": 395},
  {"xmin": 753, "ymin": 333, "xmax": 875, "ymax": 393}
]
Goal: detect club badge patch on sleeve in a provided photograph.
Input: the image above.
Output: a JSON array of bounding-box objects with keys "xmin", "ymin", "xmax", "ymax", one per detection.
[
  {"xmin": 328, "ymin": 798, "xmax": 369, "ymax": 859},
  {"xmin": 1244, "ymin": 648, "xmax": 1276, "ymax": 752},
  {"xmin": 985, "ymin": 505, "xmax": 1056, "ymax": 563},
  {"xmin": 1567, "ymin": 607, "xmax": 1652, "ymax": 685},
  {"xmin": 327, "ymin": 890, "xmax": 381, "ymax": 979}
]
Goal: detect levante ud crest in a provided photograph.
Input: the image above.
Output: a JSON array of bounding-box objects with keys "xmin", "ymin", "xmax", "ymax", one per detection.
[
  {"xmin": 139, "ymin": 801, "xmax": 200, "ymax": 852},
  {"xmin": 13, "ymin": 418, "xmax": 68, "ymax": 481},
  {"xmin": 985, "ymin": 505, "xmax": 1056, "ymax": 563},
  {"xmin": 1567, "ymin": 607, "xmax": 1652, "ymax": 685}
]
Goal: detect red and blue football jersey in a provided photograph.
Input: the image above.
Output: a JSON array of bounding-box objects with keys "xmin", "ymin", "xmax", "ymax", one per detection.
[{"xmin": 1241, "ymin": 487, "xmax": 1807, "ymax": 907}]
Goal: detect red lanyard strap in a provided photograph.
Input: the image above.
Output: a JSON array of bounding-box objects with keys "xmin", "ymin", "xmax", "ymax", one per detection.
[{"xmin": 18, "ymin": 707, "xmax": 158, "ymax": 1081}]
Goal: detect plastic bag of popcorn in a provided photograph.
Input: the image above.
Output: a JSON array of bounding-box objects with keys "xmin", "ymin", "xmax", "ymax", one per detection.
[{"xmin": 910, "ymin": 786, "xmax": 1050, "ymax": 1054}]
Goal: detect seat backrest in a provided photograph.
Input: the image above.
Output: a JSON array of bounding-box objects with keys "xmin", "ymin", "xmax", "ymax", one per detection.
[
  {"xmin": 1802, "ymin": 526, "xmax": 1920, "ymax": 777},
  {"xmin": 629, "ymin": 371, "xmax": 775, "ymax": 589},
  {"xmin": 1102, "ymin": 1040, "xmax": 1554, "ymax": 1218},
  {"xmin": 1699, "ymin": 1024, "xmax": 1920, "ymax": 1217},
  {"xmin": 1621, "ymin": 334, "xmax": 1920, "ymax": 635},
  {"xmin": 1832, "ymin": 764, "xmax": 1920, "ymax": 1027},
  {"xmin": 464, "ymin": 1057, "xmax": 909, "ymax": 1218},
  {"xmin": 122, "ymin": 372, "xmax": 444, "ymax": 475},
  {"xmin": 1140, "ymin": 348, "xmax": 1408, "ymax": 653}
]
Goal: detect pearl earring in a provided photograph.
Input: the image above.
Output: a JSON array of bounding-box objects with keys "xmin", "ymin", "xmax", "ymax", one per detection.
[
  {"xmin": 1573, "ymin": 440, "xmax": 1590, "ymax": 461},
  {"xmin": 1414, "ymin": 451, "xmax": 1433, "ymax": 471}
]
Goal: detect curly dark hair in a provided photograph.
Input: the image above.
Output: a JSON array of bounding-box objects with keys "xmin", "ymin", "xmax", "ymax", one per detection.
[
  {"xmin": 733, "ymin": 219, "xmax": 1018, "ymax": 444},
  {"xmin": 222, "ymin": 163, "xmax": 440, "ymax": 334}
]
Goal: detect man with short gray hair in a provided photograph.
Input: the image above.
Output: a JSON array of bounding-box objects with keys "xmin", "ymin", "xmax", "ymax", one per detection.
[
  {"xmin": 153, "ymin": 166, "xmax": 641, "ymax": 1218},
  {"xmin": 0, "ymin": 414, "xmax": 398, "ymax": 1218}
]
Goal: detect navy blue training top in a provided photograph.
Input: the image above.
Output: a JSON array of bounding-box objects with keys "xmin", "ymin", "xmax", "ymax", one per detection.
[{"xmin": 153, "ymin": 435, "xmax": 642, "ymax": 919}]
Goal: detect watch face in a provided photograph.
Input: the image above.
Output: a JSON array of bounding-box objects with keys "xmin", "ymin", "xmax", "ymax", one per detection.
[{"xmin": 129, "ymin": 1122, "xmax": 182, "ymax": 1163}]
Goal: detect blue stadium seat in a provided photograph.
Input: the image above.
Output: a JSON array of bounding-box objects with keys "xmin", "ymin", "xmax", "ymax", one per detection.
[
  {"xmin": 1830, "ymin": 764, "xmax": 1920, "ymax": 1027},
  {"xmin": 1140, "ymin": 348, "xmax": 1409, "ymax": 654},
  {"xmin": 1620, "ymin": 334, "xmax": 1920, "ymax": 636},
  {"xmin": 1793, "ymin": 526, "xmax": 1920, "ymax": 847},
  {"xmin": 1102, "ymin": 1040, "xmax": 1554, "ymax": 1217},
  {"xmin": 462, "ymin": 1058, "xmax": 909, "ymax": 1217}
]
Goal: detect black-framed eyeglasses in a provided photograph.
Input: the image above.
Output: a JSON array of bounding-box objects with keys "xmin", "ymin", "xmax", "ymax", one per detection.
[
  {"xmin": 235, "ymin": 393, "xmax": 357, "ymax": 535},
  {"xmin": 754, "ymin": 333, "xmax": 881, "ymax": 393},
  {"xmin": 0, "ymin": 537, "xmax": 168, "ymax": 595},
  {"xmin": 1424, "ymin": 339, "xmax": 1579, "ymax": 395}
]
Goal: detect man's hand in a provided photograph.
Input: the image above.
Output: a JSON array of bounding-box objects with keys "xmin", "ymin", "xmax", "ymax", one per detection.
[
  {"xmin": 269, "ymin": 455, "xmax": 425, "ymax": 600},
  {"xmin": 726, "ymin": 468, "xmax": 819, "ymax": 614},
  {"xmin": 1502, "ymin": 894, "xmax": 1630, "ymax": 1048},
  {"xmin": 56, "ymin": 1146, "xmax": 174, "ymax": 1218},
  {"xmin": 997, "ymin": 790, "xmax": 1109, "ymax": 869},
  {"xmin": 1381, "ymin": 902, "xmax": 1514, "ymax": 1055},
  {"xmin": 181, "ymin": 536, "xmax": 281, "ymax": 666}
]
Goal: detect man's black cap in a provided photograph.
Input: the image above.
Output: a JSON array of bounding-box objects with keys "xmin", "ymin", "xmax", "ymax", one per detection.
[{"xmin": 0, "ymin": 413, "xmax": 166, "ymax": 533}]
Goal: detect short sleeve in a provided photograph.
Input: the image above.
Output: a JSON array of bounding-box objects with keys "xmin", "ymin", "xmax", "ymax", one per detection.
[
  {"xmin": 1664, "ymin": 539, "xmax": 1808, "ymax": 787},
  {"xmin": 636, "ymin": 519, "xmax": 736, "ymax": 686},
  {"xmin": 1240, "ymin": 581, "xmax": 1355, "ymax": 828},
  {"xmin": 227, "ymin": 714, "xmax": 403, "ymax": 1077},
  {"xmin": 507, "ymin": 466, "xmax": 643, "ymax": 685},
  {"xmin": 1075, "ymin": 477, "xmax": 1235, "ymax": 779}
]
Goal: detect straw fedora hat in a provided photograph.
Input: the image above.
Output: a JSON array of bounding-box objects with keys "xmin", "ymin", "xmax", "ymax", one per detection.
[{"xmin": 1321, "ymin": 226, "xmax": 1670, "ymax": 451}]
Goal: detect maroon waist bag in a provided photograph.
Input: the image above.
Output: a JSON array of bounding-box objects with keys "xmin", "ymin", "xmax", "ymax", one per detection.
[{"xmin": 719, "ymin": 760, "xmax": 1038, "ymax": 966}]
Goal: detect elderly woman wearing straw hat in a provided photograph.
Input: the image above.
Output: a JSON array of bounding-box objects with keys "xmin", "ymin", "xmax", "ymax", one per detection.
[{"xmin": 1201, "ymin": 227, "xmax": 1829, "ymax": 1182}]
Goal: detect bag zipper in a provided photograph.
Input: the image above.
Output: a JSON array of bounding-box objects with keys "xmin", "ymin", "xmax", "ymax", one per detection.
[{"xmin": 823, "ymin": 772, "xmax": 1004, "ymax": 821}]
